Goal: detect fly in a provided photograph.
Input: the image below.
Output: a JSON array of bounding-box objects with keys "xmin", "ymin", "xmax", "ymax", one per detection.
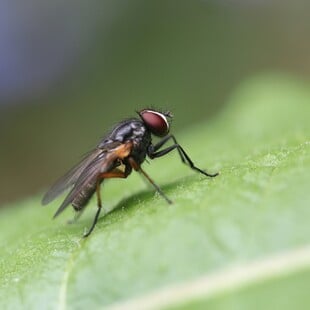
[{"xmin": 42, "ymin": 108, "xmax": 219, "ymax": 237}]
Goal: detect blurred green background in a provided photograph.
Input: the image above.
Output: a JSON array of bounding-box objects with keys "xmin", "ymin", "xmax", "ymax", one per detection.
[{"xmin": 0, "ymin": 0, "xmax": 309, "ymax": 206}]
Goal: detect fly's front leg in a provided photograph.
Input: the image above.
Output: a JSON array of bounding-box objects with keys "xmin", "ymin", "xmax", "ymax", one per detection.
[
  {"xmin": 148, "ymin": 134, "xmax": 219, "ymax": 177},
  {"xmin": 149, "ymin": 134, "xmax": 186, "ymax": 163}
]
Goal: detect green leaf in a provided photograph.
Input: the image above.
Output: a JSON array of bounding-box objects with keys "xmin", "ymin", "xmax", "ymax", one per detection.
[{"xmin": 0, "ymin": 74, "xmax": 309, "ymax": 309}]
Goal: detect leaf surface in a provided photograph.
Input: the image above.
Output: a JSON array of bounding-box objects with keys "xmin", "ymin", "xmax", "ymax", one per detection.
[{"xmin": 0, "ymin": 74, "xmax": 309, "ymax": 309}]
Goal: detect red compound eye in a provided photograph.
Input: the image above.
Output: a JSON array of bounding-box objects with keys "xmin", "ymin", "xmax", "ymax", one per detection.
[{"xmin": 139, "ymin": 109, "xmax": 170, "ymax": 137}]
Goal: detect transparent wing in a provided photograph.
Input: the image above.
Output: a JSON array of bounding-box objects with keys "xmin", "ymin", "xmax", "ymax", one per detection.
[
  {"xmin": 42, "ymin": 148, "xmax": 103, "ymax": 205},
  {"xmin": 53, "ymin": 150, "xmax": 117, "ymax": 217}
]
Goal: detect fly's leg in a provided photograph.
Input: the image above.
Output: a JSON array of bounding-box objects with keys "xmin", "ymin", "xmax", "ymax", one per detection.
[
  {"xmin": 83, "ymin": 180, "xmax": 103, "ymax": 238},
  {"xmin": 67, "ymin": 209, "xmax": 85, "ymax": 224},
  {"xmin": 148, "ymin": 134, "xmax": 219, "ymax": 177},
  {"xmin": 128, "ymin": 157, "xmax": 172, "ymax": 204},
  {"xmin": 149, "ymin": 134, "xmax": 185, "ymax": 163},
  {"xmin": 83, "ymin": 167, "xmax": 132, "ymax": 238}
]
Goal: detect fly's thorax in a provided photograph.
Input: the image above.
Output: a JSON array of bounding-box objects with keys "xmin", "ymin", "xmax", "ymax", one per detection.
[
  {"xmin": 98, "ymin": 119, "xmax": 148, "ymax": 146},
  {"xmin": 97, "ymin": 119, "xmax": 152, "ymax": 164}
]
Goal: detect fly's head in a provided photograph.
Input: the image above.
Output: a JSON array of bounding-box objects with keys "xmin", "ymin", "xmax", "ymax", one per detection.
[{"xmin": 138, "ymin": 108, "xmax": 173, "ymax": 137}]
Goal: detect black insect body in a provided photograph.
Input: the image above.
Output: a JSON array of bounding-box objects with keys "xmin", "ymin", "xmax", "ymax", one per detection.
[{"xmin": 42, "ymin": 109, "xmax": 218, "ymax": 237}]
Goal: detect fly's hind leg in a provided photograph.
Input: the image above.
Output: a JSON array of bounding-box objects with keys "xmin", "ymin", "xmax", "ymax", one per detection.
[
  {"xmin": 83, "ymin": 180, "xmax": 103, "ymax": 238},
  {"xmin": 83, "ymin": 166, "xmax": 132, "ymax": 238},
  {"xmin": 67, "ymin": 209, "xmax": 85, "ymax": 225}
]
